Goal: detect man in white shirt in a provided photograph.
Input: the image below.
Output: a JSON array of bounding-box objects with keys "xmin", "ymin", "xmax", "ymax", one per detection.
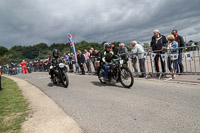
[{"xmin": 131, "ymin": 41, "xmax": 146, "ymax": 78}]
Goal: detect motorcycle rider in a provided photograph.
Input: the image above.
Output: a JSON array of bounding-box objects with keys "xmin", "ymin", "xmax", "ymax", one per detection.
[
  {"xmin": 49, "ymin": 49, "xmax": 63, "ymax": 80},
  {"xmin": 101, "ymin": 43, "xmax": 116, "ymax": 80}
]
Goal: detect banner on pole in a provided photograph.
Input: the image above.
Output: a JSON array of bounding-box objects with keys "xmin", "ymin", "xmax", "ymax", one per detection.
[{"xmin": 68, "ymin": 33, "xmax": 78, "ymax": 67}]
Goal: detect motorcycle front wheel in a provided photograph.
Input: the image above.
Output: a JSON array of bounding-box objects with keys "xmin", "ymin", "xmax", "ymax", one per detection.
[
  {"xmin": 97, "ymin": 67, "xmax": 106, "ymax": 84},
  {"xmin": 62, "ymin": 72, "xmax": 69, "ymax": 88},
  {"xmin": 119, "ymin": 67, "xmax": 134, "ymax": 88}
]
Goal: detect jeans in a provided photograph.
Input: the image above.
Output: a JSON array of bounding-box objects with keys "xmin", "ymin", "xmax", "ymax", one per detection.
[
  {"xmin": 139, "ymin": 58, "xmax": 146, "ymax": 76},
  {"xmin": 167, "ymin": 57, "xmax": 178, "ymax": 72},
  {"xmin": 154, "ymin": 54, "xmax": 166, "ymax": 72},
  {"xmin": 79, "ymin": 63, "xmax": 85, "ymax": 75},
  {"xmin": 178, "ymin": 54, "xmax": 184, "ymax": 73},
  {"xmin": 101, "ymin": 64, "xmax": 110, "ymax": 79},
  {"xmin": 85, "ymin": 59, "xmax": 91, "ymax": 73},
  {"xmin": 132, "ymin": 57, "xmax": 138, "ymax": 73}
]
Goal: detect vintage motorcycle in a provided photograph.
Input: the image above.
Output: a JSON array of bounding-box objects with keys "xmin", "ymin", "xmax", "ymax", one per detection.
[
  {"xmin": 97, "ymin": 55, "xmax": 134, "ymax": 88},
  {"xmin": 50, "ymin": 63, "xmax": 69, "ymax": 88}
]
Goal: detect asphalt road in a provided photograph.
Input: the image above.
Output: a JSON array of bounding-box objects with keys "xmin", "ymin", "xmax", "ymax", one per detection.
[{"xmin": 15, "ymin": 72, "xmax": 200, "ymax": 133}]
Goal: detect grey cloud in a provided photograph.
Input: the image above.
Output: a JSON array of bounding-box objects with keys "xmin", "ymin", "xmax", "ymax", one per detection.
[{"xmin": 0, "ymin": 0, "xmax": 200, "ymax": 48}]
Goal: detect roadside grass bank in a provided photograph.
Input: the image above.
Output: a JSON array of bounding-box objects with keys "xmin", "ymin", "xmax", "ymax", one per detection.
[{"xmin": 0, "ymin": 77, "xmax": 29, "ymax": 133}]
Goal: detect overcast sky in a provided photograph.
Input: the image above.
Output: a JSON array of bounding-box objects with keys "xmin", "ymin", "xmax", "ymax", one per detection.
[{"xmin": 0, "ymin": 0, "xmax": 200, "ymax": 48}]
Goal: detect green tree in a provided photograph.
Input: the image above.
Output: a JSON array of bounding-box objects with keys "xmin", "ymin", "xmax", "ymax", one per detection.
[
  {"xmin": 0, "ymin": 46, "xmax": 9, "ymax": 57},
  {"xmin": 9, "ymin": 46, "xmax": 24, "ymax": 60},
  {"xmin": 35, "ymin": 42, "xmax": 48, "ymax": 50},
  {"xmin": 49, "ymin": 43, "xmax": 66, "ymax": 52},
  {"xmin": 0, "ymin": 56, "xmax": 10, "ymax": 65},
  {"xmin": 143, "ymin": 43, "xmax": 150, "ymax": 49}
]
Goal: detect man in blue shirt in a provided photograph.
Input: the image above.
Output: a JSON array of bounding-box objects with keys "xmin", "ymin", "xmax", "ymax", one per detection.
[{"xmin": 64, "ymin": 53, "xmax": 69, "ymax": 64}]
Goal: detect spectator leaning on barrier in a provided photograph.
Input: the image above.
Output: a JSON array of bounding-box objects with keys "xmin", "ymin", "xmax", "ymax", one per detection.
[
  {"xmin": 131, "ymin": 52, "xmax": 138, "ymax": 74},
  {"xmin": 165, "ymin": 35, "xmax": 179, "ymax": 79},
  {"xmin": 118, "ymin": 43, "xmax": 129, "ymax": 65},
  {"xmin": 90, "ymin": 48, "xmax": 96, "ymax": 71},
  {"xmin": 171, "ymin": 29, "xmax": 184, "ymax": 73},
  {"xmin": 131, "ymin": 41, "xmax": 146, "ymax": 78},
  {"xmin": 150, "ymin": 29, "xmax": 168, "ymax": 76}
]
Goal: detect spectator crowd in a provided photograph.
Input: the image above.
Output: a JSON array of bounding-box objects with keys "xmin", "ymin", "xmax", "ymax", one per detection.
[{"xmin": 1, "ymin": 29, "xmax": 196, "ymax": 79}]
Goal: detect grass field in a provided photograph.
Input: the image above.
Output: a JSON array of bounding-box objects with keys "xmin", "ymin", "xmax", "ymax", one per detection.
[{"xmin": 0, "ymin": 77, "xmax": 29, "ymax": 133}]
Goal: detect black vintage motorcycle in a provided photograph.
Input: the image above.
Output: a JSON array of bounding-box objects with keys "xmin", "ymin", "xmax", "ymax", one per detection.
[
  {"xmin": 50, "ymin": 63, "xmax": 69, "ymax": 88},
  {"xmin": 8, "ymin": 67, "xmax": 18, "ymax": 75},
  {"xmin": 97, "ymin": 55, "xmax": 134, "ymax": 88}
]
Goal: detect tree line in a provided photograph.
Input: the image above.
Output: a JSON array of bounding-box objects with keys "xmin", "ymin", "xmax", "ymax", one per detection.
[
  {"xmin": 1, "ymin": 39, "xmax": 198, "ymax": 65},
  {"xmin": 0, "ymin": 41, "xmax": 124, "ymax": 65}
]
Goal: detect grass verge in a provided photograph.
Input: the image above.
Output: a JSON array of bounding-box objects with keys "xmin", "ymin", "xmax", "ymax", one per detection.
[{"xmin": 0, "ymin": 77, "xmax": 29, "ymax": 133}]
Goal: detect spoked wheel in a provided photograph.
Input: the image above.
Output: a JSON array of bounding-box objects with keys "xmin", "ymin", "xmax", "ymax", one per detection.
[
  {"xmin": 120, "ymin": 67, "xmax": 134, "ymax": 88},
  {"xmin": 52, "ymin": 74, "xmax": 57, "ymax": 84},
  {"xmin": 98, "ymin": 67, "xmax": 106, "ymax": 84},
  {"xmin": 62, "ymin": 72, "xmax": 69, "ymax": 88}
]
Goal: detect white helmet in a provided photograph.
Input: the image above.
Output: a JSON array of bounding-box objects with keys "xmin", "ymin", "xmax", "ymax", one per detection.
[{"xmin": 104, "ymin": 42, "xmax": 111, "ymax": 50}]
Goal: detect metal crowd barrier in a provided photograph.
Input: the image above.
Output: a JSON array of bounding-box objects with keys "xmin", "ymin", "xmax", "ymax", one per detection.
[
  {"xmin": 64, "ymin": 46, "xmax": 200, "ymax": 78},
  {"xmin": 127, "ymin": 46, "xmax": 200, "ymax": 79}
]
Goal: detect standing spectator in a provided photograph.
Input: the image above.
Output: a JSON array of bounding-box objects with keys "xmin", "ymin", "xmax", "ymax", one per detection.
[
  {"xmin": 28, "ymin": 61, "xmax": 33, "ymax": 73},
  {"xmin": 68, "ymin": 53, "xmax": 74, "ymax": 72},
  {"xmin": 64, "ymin": 53, "xmax": 69, "ymax": 64},
  {"xmin": 84, "ymin": 49, "xmax": 91, "ymax": 73},
  {"xmin": 111, "ymin": 43, "xmax": 119, "ymax": 55},
  {"xmin": 150, "ymin": 29, "xmax": 168, "ymax": 76},
  {"xmin": 90, "ymin": 48, "xmax": 96, "ymax": 71},
  {"xmin": 36, "ymin": 60, "xmax": 39, "ymax": 71},
  {"xmin": 171, "ymin": 29, "xmax": 184, "ymax": 73},
  {"xmin": 94, "ymin": 50, "xmax": 101, "ymax": 71},
  {"xmin": 95, "ymin": 50, "xmax": 101, "ymax": 60},
  {"xmin": 131, "ymin": 54, "xmax": 138, "ymax": 75},
  {"xmin": 131, "ymin": 41, "xmax": 146, "ymax": 78},
  {"xmin": 71, "ymin": 53, "xmax": 79, "ymax": 73},
  {"xmin": 166, "ymin": 35, "xmax": 179, "ymax": 79},
  {"xmin": 77, "ymin": 50, "xmax": 85, "ymax": 75},
  {"xmin": 44, "ymin": 59, "xmax": 49, "ymax": 71},
  {"xmin": 33, "ymin": 61, "xmax": 37, "ymax": 72},
  {"xmin": 118, "ymin": 43, "xmax": 129, "ymax": 65},
  {"xmin": 39, "ymin": 60, "xmax": 44, "ymax": 72}
]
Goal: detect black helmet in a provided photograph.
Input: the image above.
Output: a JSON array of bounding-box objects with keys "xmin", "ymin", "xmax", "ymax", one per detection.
[{"xmin": 53, "ymin": 49, "xmax": 59, "ymax": 56}]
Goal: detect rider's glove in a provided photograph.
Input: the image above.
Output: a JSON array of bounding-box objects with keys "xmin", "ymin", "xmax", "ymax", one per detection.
[{"xmin": 50, "ymin": 66, "xmax": 53, "ymax": 69}]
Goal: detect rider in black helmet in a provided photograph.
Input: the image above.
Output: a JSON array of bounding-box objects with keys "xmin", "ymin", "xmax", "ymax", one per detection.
[{"xmin": 49, "ymin": 49, "xmax": 63, "ymax": 80}]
